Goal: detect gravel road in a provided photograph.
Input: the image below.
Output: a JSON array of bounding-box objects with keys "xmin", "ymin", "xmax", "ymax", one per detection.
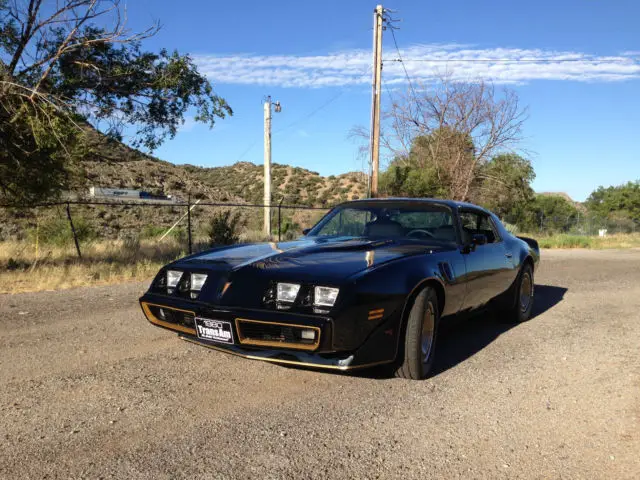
[{"xmin": 1, "ymin": 249, "xmax": 639, "ymax": 479}]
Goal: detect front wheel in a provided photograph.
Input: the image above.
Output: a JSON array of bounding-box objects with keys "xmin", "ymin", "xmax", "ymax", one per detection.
[{"xmin": 395, "ymin": 287, "xmax": 439, "ymax": 380}]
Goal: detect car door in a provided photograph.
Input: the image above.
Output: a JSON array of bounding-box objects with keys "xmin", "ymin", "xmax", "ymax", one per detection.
[{"xmin": 459, "ymin": 209, "xmax": 514, "ymax": 310}]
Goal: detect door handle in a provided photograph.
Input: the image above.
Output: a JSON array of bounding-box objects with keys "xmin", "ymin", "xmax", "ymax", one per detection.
[{"xmin": 505, "ymin": 252, "xmax": 513, "ymax": 258}]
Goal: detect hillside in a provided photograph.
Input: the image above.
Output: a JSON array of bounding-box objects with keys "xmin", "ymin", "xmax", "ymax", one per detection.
[
  {"xmin": 73, "ymin": 125, "xmax": 367, "ymax": 205},
  {"xmin": 537, "ymin": 192, "xmax": 575, "ymax": 203},
  {"xmin": 0, "ymin": 136, "xmax": 368, "ymax": 240},
  {"xmin": 81, "ymin": 157, "xmax": 367, "ymax": 207},
  {"xmin": 537, "ymin": 191, "xmax": 586, "ymax": 211}
]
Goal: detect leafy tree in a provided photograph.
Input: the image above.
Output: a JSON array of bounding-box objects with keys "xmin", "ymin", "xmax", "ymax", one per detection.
[
  {"xmin": 517, "ymin": 194, "xmax": 579, "ymax": 233},
  {"xmin": 380, "ymin": 128, "xmax": 474, "ymax": 199},
  {"xmin": 0, "ymin": 85, "xmax": 78, "ymax": 203},
  {"xmin": 585, "ymin": 181, "xmax": 640, "ymax": 225},
  {"xmin": 0, "ymin": 0, "xmax": 231, "ymax": 204},
  {"xmin": 377, "ymin": 74, "xmax": 527, "ymax": 201},
  {"xmin": 476, "ymin": 153, "xmax": 536, "ymax": 219},
  {"xmin": 380, "ymin": 135, "xmax": 536, "ymax": 227}
]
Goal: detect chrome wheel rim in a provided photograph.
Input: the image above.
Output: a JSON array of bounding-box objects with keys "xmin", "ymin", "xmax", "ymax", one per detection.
[
  {"xmin": 520, "ymin": 272, "xmax": 533, "ymax": 313},
  {"xmin": 421, "ymin": 302, "xmax": 435, "ymax": 364}
]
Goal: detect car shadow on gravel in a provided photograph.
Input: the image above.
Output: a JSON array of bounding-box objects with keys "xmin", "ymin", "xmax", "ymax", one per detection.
[
  {"xmin": 428, "ymin": 284, "xmax": 568, "ymax": 377},
  {"xmin": 352, "ymin": 284, "xmax": 568, "ymax": 380}
]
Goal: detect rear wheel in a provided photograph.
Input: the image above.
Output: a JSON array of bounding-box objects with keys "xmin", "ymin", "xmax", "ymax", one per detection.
[
  {"xmin": 395, "ymin": 287, "xmax": 439, "ymax": 380},
  {"xmin": 505, "ymin": 263, "xmax": 534, "ymax": 323}
]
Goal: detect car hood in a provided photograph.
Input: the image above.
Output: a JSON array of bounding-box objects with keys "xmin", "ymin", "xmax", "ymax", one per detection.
[{"xmin": 173, "ymin": 236, "xmax": 454, "ymax": 283}]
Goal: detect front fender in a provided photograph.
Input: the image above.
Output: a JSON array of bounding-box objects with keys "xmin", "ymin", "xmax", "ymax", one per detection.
[{"xmin": 333, "ymin": 251, "xmax": 467, "ymax": 349}]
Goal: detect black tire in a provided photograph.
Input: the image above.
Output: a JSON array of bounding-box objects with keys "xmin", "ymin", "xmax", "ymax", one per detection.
[
  {"xmin": 395, "ymin": 287, "xmax": 439, "ymax": 380},
  {"xmin": 505, "ymin": 263, "xmax": 535, "ymax": 323}
]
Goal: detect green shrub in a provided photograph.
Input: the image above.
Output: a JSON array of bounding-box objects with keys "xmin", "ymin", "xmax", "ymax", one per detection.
[
  {"xmin": 140, "ymin": 225, "xmax": 167, "ymax": 239},
  {"xmin": 33, "ymin": 216, "xmax": 95, "ymax": 247},
  {"xmin": 206, "ymin": 210, "xmax": 245, "ymax": 245},
  {"xmin": 276, "ymin": 218, "xmax": 301, "ymax": 241}
]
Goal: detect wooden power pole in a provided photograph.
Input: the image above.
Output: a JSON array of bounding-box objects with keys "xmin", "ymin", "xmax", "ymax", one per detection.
[
  {"xmin": 263, "ymin": 96, "xmax": 281, "ymax": 236},
  {"xmin": 264, "ymin": 97, "xmax": 272, "ymax": 235},
  {"xmin": 369, "ymin": 4, "xmax": 384, "ymax": 197}
]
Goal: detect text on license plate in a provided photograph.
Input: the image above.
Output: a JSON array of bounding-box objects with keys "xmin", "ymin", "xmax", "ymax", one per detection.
[{"xmin": 194, "ymin": 317, "xmax": 234, "ymax": 344}]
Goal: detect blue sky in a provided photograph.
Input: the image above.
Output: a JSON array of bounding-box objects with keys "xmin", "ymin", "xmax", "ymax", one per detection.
[{"xmin": 124, "ymin": 0, "xmax": 639, "ymax": 201}]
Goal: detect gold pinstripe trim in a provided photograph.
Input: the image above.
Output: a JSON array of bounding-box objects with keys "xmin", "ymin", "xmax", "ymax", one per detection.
[
  {"xmin": 220, "ymin": 281, "xmax": 232, "ymax": 297},
  {"xmin": 141, "ymin": 302, "xmax": 197, "ymax": 335},
  {"xmin": 179, "ymin": 336, "xmax": 393, "ymax": 371},
  {"xmin": 234, "ymin": 318, "xmax": 321, "ymax": 351}
]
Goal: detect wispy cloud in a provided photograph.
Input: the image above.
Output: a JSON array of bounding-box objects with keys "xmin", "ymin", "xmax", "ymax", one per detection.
[
  {"xmin": 177, "ymin": 116, "xmax": 197, "ymax": 133},
  {"xmin": 195, "ymin": 44, "xmax": 640, "ymax": 88}
]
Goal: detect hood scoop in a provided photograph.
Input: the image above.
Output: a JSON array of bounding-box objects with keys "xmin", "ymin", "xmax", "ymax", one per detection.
[{"xmin": 310, "ymin": 238, "xmax": 393, "ymax": 252}]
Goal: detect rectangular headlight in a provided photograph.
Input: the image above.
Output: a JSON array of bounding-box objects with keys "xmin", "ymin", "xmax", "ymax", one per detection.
[
  {"xmin": 277, "ymin": 283, "xmax": 300, "ymax": 303},
  {"xmin": 191, "ymin": 273, "xmax": 208, "ymax": 291},
  {"xmin": 314, "ymin": 286, "xmax": 339, "ymax": 307},
  {"xmin": 167, "ymin": 270, "xmax": 183, "ymax": 288}
]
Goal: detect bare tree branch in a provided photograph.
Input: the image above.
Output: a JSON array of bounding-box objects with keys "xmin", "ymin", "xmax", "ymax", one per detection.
[{"xmin": 380, "ymin": 74, "xmax": 528, "ymax": 200}]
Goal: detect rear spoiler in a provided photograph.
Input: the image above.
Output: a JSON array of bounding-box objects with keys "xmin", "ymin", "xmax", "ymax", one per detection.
[{"xmin": 517, "ymin": 236, "xmax": 539, "ymax": 253}]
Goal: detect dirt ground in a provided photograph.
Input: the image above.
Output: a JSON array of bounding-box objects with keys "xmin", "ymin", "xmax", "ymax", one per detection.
[{"xmin": 0, "ymin": 249, "xmax": 639, "ymax": 479}]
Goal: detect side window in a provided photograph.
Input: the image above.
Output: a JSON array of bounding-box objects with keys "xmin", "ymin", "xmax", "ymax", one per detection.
[
  {"xmin": 459, "ymin": 211, "xmax": 500, "ymax": 244},
  {"xmin": 459, "ymin": 212, "xmax": 477, "ymax": 230},
  {"xmin": 478, "ymin": 215, "xmax": 500, "ymax": 243},
  {"xmin": 459, "ymin": 211, "xmax": 479, "ymax": 244},
  {"xmin": 318, "ymin": 209, "xmax": 371, "ymax": 236}
]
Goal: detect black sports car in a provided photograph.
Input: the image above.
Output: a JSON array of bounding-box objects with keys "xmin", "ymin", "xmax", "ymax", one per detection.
[{"xmin": 140, "ymin": 198, "xmax": 539, "ymax": 379}]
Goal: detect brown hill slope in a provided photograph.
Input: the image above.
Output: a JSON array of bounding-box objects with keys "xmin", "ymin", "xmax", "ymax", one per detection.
[
  {"xmin": 77, "ymin": 126, "xmax": 367, "ymax": 206},
  {"xmin": 0, "ymin": 137, "xmax": 368, "ymax": 239},
  {"xmin": 82, "ymin": 158, "xmax": 367, "ymax": 206}
]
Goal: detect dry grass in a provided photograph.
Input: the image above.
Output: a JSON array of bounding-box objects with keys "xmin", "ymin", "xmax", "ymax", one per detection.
[
  {"xmin": 4, "ymin": 231, "xmax": 639, "ymax": 294},
  {"xmin": 528, "ymin": 233, "xmax": 640, "ymax": 249},
  {"xmin": 0, "ymin": 238, "xmax": 187, "ymax": 294}
]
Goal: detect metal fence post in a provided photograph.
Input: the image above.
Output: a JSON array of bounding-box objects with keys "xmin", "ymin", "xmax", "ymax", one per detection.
[
  {"xmin": 278, "ymin": 197, "xmax": 284, "ymax": 242},
  {"xmin": 187, "ymin": 194, "xmax": 193, "ymax": 254},
  {"xmin": 66, "ymin": 201, "xmax": 82, "ymax": 259}
]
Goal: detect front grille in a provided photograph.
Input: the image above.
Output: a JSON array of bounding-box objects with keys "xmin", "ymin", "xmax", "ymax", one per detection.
[
  {"xmin": 235, "ymin": 319, "xmax": 320, "ymax": 351},
  {"xmin": 159, "ymin": 308, "xmax": 195, "ymax": 329},
  {"xmin": 142, "ymin": 303, "xmax": 196, "ymax": 333}
]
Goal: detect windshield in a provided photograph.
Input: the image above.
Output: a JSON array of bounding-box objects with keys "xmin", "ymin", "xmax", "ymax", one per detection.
[{"xmin": 307, "ymin": 203, "xmax": 457, "ymax": 243}]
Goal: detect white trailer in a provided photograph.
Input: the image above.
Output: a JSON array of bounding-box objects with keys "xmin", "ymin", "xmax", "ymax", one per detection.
[{"xmin": 90, "ymin": 187, "xmax": 141, "ymax": 198}]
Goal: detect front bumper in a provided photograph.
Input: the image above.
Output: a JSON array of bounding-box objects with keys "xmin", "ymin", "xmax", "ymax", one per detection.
[
  {"xmin": 139, "ymin": 293, "xmax": 399, "ymax": 371},
  {"xmin": 178, "ymin": 335, "xmax": 369, "ymax": 370}
]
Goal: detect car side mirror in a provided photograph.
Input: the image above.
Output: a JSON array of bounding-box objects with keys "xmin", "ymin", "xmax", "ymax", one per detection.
[
  {"xmin": 471, "ymin": 233, "xmax": 488, "ymax": 246},
  {"xmin": 302, "ymin": 228, "xmax": 310, "ymax": 235}
]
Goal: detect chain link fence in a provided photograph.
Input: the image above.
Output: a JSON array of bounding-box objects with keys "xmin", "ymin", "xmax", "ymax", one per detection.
[
  {"xmin": 503, "ymin": 212, "xmax": 639, "ymax": 236},
  {"xmin": 2, "ymin": 199, "xmax": 638, "ymax": 266},
  {"xmin": 0, "ymin": 198, "xmax": 332, "ymax": 262}
]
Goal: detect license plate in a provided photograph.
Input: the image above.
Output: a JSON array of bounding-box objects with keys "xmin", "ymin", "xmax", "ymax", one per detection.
[{"xmin": 194, "ymin": 318, "xmax": 234, "ymax": 344}]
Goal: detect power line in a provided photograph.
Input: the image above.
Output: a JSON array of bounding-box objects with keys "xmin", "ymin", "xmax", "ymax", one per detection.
[
  {"xmin": 274, "ymin": 64, "xmax": 373, "ymax": 137},
  {"xmin": 384, "ymin": 12, "xmax": 424, "ymax": 122},
  {"xmin": 386, "ymin": 57, "xmax": 637, "ymax": 64},
  {"xmin": 387, "ymin": 22, "xmax": 420, "ymax": 102},
  {"xmin": 273, "ymin": 89, "xmax": 345, "ymax": 136},
  {"xmin": 232, "ymin": 86, "xmax": 355, "ymax": 163},
  {"xmin": 233, "ymin": 138, "xmax": 260, "ymax": 163}
]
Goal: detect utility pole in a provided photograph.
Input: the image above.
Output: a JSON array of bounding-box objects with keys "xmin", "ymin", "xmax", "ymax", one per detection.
[
  {"xmin": 369, "ymin": 4, "xmax": 384, "ymax": 197},
  {"xmin": 263, "ymin": 96, "xmax": 281, "ymax": 236}
]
